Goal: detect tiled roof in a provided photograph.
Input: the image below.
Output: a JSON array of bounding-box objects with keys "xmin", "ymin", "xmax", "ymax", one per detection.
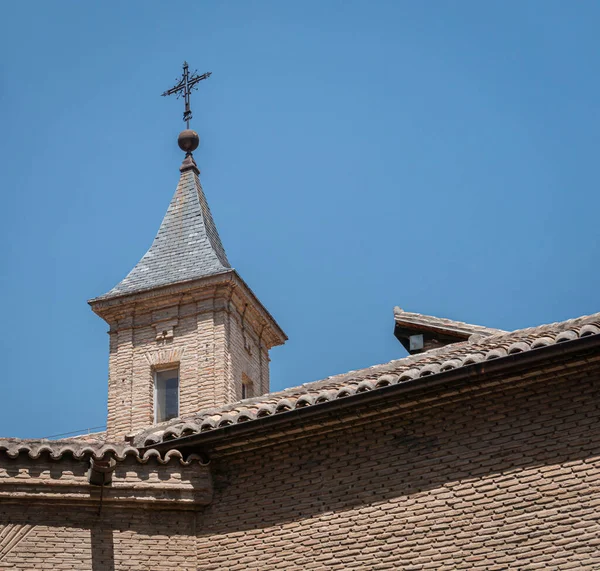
[
  {"xmin": 94, "ymin": 155, "xmax": 230, "ymax": 301},
  {"xmin": 136, "ymin": 310, "xmax": 600, "ymax": 447},
  {"xmin": 394, "ymin": 307, "xmax": 505, "ymax": 338},
  {"xmin": 0, "ymin": 438, "xmax": 203, "ymax": 465}
]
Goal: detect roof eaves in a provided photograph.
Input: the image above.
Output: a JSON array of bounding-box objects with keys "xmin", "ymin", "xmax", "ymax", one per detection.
[
  {"xmin": 0, "ymin": 437, "xmax": 202, "ymax": 465},
  {"xmin": 88, "ymin": 269, "xmax": 235, "ymax": 306},
  {"xmin": 142, "ymin": 331, "xmax": 600, "ymax": 453},
  {"xmin": 393, "ymin": 307, "xmax": 505, "ymax": 337}
]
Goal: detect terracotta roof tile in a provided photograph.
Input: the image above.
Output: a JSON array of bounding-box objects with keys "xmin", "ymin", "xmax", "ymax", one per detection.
[
  {"xmin": 394, "ymin": 307, "xmax": 505, "ymax": 338},
  {"xmin": 135, "ymin": 310, "xmax": 600, "ymax": 447},
  {"xmin": 0, "ymin": 438, "xmax": 202, "ymax": 465}
]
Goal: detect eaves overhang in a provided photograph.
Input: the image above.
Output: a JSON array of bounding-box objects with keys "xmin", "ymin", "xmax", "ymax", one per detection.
[
  {"xmin": 89, "ymin": 268, "xmax": 287, "ymax": 345},
  {"xmin": 142, "ymin": 332, "xmax": 600, "ymax": 455}
]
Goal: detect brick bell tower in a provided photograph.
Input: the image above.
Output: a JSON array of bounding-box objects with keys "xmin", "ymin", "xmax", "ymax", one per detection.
[{"xmin": 89, "ymin": 77, "xmax": 286, "ymax": 439}]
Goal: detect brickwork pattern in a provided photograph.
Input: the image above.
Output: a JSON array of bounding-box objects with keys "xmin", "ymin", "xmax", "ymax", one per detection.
[
  {"xmin": 105, "ymin": 285, "xmax": 272, "ymax": 439},
  {"xmin": 0, "ymin": 507, "xmax": 197, "ymax": 570},
  {"xmin": 2, "ymin": 356, "xmax": 598, "ymax": 568},
  {"xmin": 196, "ymin": 362, "xmax": 600, "ymax": 570}
]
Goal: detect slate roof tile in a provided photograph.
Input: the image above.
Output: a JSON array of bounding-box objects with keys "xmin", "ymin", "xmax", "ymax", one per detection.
[{"xmin": 94, "ymin": 158, "xmax": 230, "ymax": 301}]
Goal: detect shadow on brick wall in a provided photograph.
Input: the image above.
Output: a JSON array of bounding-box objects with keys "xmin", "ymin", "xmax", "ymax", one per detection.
[
  {"xmin": 197, "ymin": 370, "xmax": 600, "ymax": 535},
  {"xmin": 0, "ymin": 367, "xmax": 598, "ymax": 567},
  {"xmin": 91, "ymin": 525, "xmax": 114, "ymax": 571}
]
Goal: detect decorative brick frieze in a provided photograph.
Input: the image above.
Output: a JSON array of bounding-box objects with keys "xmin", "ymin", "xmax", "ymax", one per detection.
[
  {"xmin": 0, "ymin": 453, "xmax": 212, "ymax": 509},
  {"xmin": 144, "ymin": 347, "xmax": 186, "ymax": 368}
]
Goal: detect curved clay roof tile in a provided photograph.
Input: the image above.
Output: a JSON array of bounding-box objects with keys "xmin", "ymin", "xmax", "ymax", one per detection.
[
  {"xmin": 356, "ymin": 380, "xmax": 375, "ymax": 393},
  {"xmin": 556, "ymin": 330, "xmax": 578, "ymax": 343},
  {"xmin": 336, "ymin": 386, "xmax": 356, "ymax": 398},
  {"xmin": 398, "ymin": 369, "xmax": 420, "ymax": 382},
  {"xmin": 200, "ymin": 418, "xmax": 218, "ymax": 432},
  {"xmin": 440, "ymin": 359, "xmax": 462, "ymax": 372},
  {"xmin": 375, "ymin": 374, "xmax": 399, "ymax": 387},
  {"xmin": 580, "ymin": 324, "xmax": 600, "ymax": 337},
  {"xmin": 295, "ymin": 394, "xmax": 315, "ymax": 408},
  {"xmin": 256, "ymin": 404, "xmax": 276, "ymax": 418},
  {"xmin": 462, "ymin": 353, "xmax": 485, "ymax": 366},
  {"xmin": 531, "ymin": 336, "xmax": 554, "ymax": 349},
  {"xmin": 419, "ymin": 364, "xmax": 441, "ymax": 377},
  {"xmin": 507, "ymin": 342, "xmax": 530, "ymax": 355},
  {"xmin": 275, "ymin": 399, "xmax": 294, "ymax": 413}
]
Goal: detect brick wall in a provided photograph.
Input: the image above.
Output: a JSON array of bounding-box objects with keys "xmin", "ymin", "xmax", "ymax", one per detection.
[
  {"xmin": 0, "ymin": 506, "xmax": 197, "ymax": 571},
  {"xmin": 0, "ymin": 453, "xmax": 210, "ymax": 570},
  {"xmin": 103, "ymin": 280, "xmax": 277, "ymax": 439},
  {"xmin": 196, "ymin": 359, "xmax": 600, "ymax": 569},
  {"xmin": 1, "ymin": 357, "xmax": 598, "ymax": 569}
]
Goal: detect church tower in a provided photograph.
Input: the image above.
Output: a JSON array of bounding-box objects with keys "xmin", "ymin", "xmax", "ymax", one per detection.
[{"xmin": 89, "ymin": 77, "xmax": 286, "ymax": 439}]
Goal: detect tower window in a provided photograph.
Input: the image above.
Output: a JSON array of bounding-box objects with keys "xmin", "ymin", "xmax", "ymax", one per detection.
[
  {"xmin": 155, "ymin": 368, "xmax": 179, "ymax": 423},
  {"xmin": 241, "ymin": 374, "xmax": 253, "ymax": 400}
]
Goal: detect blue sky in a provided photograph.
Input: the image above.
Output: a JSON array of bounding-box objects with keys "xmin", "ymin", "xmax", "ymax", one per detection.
[{"xmin": 1, "ymin": 1, "xmax": 599, "ymax": 438}]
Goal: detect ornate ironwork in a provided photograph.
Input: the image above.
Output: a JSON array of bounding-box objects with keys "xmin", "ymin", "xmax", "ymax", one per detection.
[{"xmin": 162, "ymin": 61, "xmax": 212, "ymax": 128}]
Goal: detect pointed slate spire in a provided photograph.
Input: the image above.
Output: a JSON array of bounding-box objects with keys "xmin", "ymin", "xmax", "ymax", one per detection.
[
  {"xmin": 90, "ymin": 77, "xmax": 287, "ymax": 439},
  {"xmin": 98, "ymin": 132, "xmax": 231, "ymax": 300}
]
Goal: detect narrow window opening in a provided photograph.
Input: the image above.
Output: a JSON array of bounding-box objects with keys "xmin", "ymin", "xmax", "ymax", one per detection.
[
  {"xmin": 241, "ymin": 373, "xmax": 254, "ymax": 400},
  {"xmin": 155, "ymin": 368, "xmax": 179, "ymax": 423}
]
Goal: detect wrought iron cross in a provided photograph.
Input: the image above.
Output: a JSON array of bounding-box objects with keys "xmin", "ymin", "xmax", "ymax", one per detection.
[{"xmin": 162, "ymin": 62, "xmax": 212, "ymax": 129}]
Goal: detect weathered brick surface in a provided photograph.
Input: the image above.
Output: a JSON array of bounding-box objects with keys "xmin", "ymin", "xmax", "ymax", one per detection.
[
  {"xmin": 0, "ymin": 507, "xmax": 197, "ymax": 570},
  {"xmin": 196, "ymin": 361, "xmax": 600, "ymax": 569},
  {"xmin": 101, "ymin": 279, "xmax": 278, "ymax": 439},
  {"xmin": 1, "ymin": 358, "xmax": 598, "ymax": 569}
]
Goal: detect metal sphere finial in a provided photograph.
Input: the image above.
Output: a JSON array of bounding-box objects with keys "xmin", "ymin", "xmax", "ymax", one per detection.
[{"xmin": 178, "ymin": 129, "xmax": 200, "ymax": 153}]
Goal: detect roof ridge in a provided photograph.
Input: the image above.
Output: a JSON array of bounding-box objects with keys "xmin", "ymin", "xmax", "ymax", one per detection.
[{"xmin": 195, "ymin": 172, "xmax": 230, "ymax": 269}]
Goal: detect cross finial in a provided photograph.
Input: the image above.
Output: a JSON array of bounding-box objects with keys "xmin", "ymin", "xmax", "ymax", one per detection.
[{"xmin": 162, "ymin": 61, "xmax": 212, "ymax": 129}]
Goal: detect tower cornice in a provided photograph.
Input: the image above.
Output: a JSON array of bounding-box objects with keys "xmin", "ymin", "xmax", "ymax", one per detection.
[{"xmin": 89, "ymin": 269, "xmax": 287, "ymax": 350}]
